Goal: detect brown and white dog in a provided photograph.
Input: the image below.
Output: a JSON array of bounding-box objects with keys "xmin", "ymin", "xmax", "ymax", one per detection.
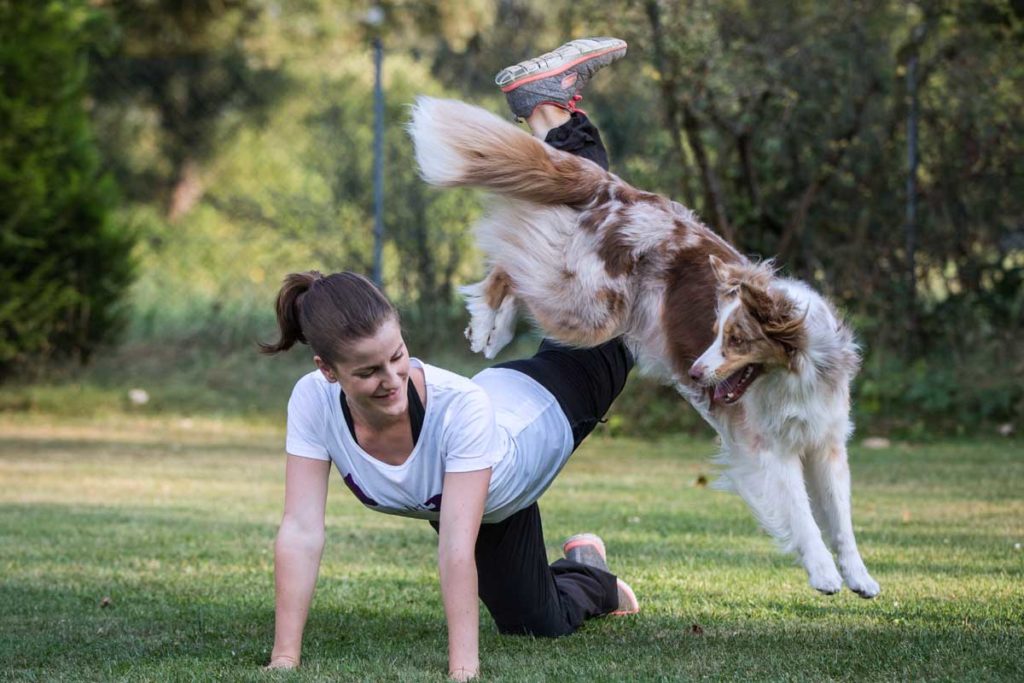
[{"xmin": 409, "ymin": 97, "xmax": 879, "ymax": 598}]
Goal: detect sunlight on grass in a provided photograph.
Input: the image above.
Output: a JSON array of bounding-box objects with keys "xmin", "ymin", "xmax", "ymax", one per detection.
[{"xmin": 1, "ymin": 415, "xmax": 1021, "ymax": 681}]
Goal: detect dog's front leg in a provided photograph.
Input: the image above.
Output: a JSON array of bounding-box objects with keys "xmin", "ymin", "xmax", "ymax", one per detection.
[
  {"xmin": 723, "ymin": 445, "xmax": 843, "ymax": 594},
  {"xmin": 804, "ymin": 444, "xmax": 880, "ymax": 598},
  {"xmin": 459, "ymin": 267, "xmax": 518, "ymax": 359}
]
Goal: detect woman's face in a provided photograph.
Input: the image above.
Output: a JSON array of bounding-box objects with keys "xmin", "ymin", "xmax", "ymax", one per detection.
[{"xmin": 316, "ymin": 317, "xmax": 410, "ymax": 422}]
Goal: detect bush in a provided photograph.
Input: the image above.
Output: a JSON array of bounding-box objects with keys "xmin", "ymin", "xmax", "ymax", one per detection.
[{"xmin": 0, "ymin": 1, "xmax": 134, "ymax": 377}]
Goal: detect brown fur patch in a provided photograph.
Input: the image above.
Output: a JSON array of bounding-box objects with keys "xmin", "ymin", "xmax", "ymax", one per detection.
[
  {"xmin": 484, "ymin": 269, "xmax": 513, "ymax": 309},
  {"xmin": 461, "ymin": 135, "xmax": 608, "ymax": 209},
  {"xmin": 720, "ymin": 305, "xmax": 791, "ymax": 372},
  {"xmin": 614, "ymin": 184, "xmax": 664, "ymax": 206},
  {"xmin": 738, "ymin": 281, "xmax": 807, "ymax": 355},
  {"xmin": 598, "ymin": 288, "xmax": 626, "ymax": 317},
  {"xmin": 714, "ymin": 259, "xmax": 777, "ymax": 298},
  {"xmin": 662, "ymin": 237, "xmax": 746, "ymax": 377},
  {"xmin": 597, "ymin": 218, "xmax": 637, "ymax": 277},
  {"xmin": 579, "ymin": 204, "xmax": 611, "ymax": 233},
  {"xmin": 589, "ymin": 182, "xmax": 613, "ymax": 209}
]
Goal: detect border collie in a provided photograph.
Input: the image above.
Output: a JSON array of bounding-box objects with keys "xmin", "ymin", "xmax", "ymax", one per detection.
[{"xmin": 409, "ymin": 97, "xmax": 879, "ymax": 598}]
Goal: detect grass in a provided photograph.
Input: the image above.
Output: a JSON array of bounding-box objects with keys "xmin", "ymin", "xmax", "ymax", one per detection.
[{"xmin": 1, "ymin": 413, "xmax": 1022, "ymax": 681}]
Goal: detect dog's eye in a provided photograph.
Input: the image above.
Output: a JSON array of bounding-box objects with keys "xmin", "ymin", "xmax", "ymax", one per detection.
[{"xmin": 728, "ymin": 335, "xmax": 744, "ymax": 347}]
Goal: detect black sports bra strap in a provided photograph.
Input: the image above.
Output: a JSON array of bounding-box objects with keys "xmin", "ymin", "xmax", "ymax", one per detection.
[
  {"xmin": 407, "ymin": 378, "xmax": 424, "ymax": 443},
  {"xmin": 339, "ymin": 380, "xmax": 424, "ymax": 447}
]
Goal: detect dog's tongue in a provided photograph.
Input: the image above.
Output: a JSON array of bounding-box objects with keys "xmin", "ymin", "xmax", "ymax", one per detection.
[{"xmin": 713, "ymin": 371, "xmax": 743, "ymax": 403}]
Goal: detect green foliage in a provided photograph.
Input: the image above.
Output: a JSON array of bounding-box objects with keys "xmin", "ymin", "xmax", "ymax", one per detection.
[
  {"xmin": 87, "ymin": 0, "xmax": 289, "ymax": 212},
  {"xmin": 6, "ymin": 0, "xmax": 1022, "ymax": 436},
  {"xmin": 0, "ymin": 0, "xmax": 135, "ymax": 376}
]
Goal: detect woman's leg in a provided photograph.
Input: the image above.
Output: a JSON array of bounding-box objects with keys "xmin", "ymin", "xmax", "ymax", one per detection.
[
  {"xmin": 540, "ymin": 110, "xmax": 610, "ymax": 170},
  {"xmin": 495, "ymin": 338, "xmax": 633, "ymax": 450},
  {"xmin": 446, "ymin": 38, "xmax": 633, "ymax": 637},
  {"xmin": 434, "ymin": 503, "xmax": 618, "ymax": 637},
  {"xmin": 504, "ymin": 64, "xmax": 628, "ymax": 447}
]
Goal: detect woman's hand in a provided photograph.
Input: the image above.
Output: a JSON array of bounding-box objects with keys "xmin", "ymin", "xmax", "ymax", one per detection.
[
  {"xmin": 449, "ymin": 665, "xmax": 479, "ymax": 681},
  {"xmin": 265, "ymin": 654, "xmax": 299, "ymax": 670},
  {"xmin": 437, "ymin": 468, "xmax": 491, "ymax": 682},
  {"xmin": 270, "ymin": 455, "xmax": 331, "ymax": 670}
]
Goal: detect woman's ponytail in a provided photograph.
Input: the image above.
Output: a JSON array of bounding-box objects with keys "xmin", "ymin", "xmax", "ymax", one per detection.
[
  {"xmin": 259, "ymin": 271, "xmax": 323, "ymax": 355},
  {"xmin": 260, "ymin": 271, "xmax": 397, "ymax": 364}
]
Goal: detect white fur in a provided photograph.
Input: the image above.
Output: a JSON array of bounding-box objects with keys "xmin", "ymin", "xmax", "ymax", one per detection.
[
  {"xmin": 705, "ymin": 284, "xmax": 876, "ymax": 596},
  {"xmin": 408, "ymin": 97, "xmax": 512, "ymax": 186},
  {"xmin": 692, "ymin": 298, "xmax": 741, "ymax": 381}
]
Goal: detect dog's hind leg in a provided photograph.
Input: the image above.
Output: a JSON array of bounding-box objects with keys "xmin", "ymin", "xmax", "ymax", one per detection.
[
  {"xmin": 460, "ymin": 267, "xmax": 518, "ymax": 359},
  {"xmin": 721, "ymin": 443, "xmax": 843, "ymax": 595},
  {"xmin": 804, "ymin": 444, "xmax": 880, "ymax": 598}
]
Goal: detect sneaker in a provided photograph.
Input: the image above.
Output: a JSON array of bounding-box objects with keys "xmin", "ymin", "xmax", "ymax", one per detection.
[
  {"xmin": 563, "ymin": 533, "xmax": 640, "ymax": 616},
  {"xmin": 612, "ymin": 578, "xmax": 640, "ymax": 616},
  {"xmin": 496, "ymin": 37, "xmax": 628, "ymax": 119},
  {"xmin": 563, "ymin": 532, "xmax": 609, "ymax": 572}
]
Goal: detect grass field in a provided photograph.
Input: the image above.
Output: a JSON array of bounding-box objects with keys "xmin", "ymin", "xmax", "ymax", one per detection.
[{"xmin": 1, "ymin": 414, "xmax": 1021, "ymax": 681}]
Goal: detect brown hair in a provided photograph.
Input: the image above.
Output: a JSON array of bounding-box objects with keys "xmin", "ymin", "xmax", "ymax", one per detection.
[{"xmin": 259, "ymin": 271, "xmax": 398, "ymax": 366}]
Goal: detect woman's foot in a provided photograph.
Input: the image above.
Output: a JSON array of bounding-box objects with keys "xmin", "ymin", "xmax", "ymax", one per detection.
[
  {"xmin": 563, "ymin": 533, "xmax": 640, "ymax": 616},
  {"xmin": 496, "ymin": 37, "xmax": 628, "ymax": 120}
]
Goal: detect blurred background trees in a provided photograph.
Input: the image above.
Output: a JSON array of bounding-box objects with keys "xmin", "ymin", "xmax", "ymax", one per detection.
[
  {"xmin": 0, "ymin": 1, "xmax": 134, "ymax": 376},
  {"xmin": 2, "ymin": 0, "xmax": 1021, "ymax": 435}
]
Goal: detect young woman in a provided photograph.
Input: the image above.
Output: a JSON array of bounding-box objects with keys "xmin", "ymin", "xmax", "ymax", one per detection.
[{"xmin": 262, "ymin": 38, "xmax": 634, "ymax": 681}]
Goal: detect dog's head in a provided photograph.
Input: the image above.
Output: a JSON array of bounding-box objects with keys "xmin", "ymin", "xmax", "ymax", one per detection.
[{"xmin": 688, "ymin": 255, "xmax": 807, "ymax": 405}]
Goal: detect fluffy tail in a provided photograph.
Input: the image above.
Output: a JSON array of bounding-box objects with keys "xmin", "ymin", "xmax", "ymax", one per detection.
[{"xmin": 408, "ymin": 97, "xmax": 607, "ymax": 207}]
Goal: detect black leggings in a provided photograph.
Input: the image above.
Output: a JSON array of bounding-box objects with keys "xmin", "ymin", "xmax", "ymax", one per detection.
[
  {"xmin": 432, "ymin": 113, "xmax": 634, "ymax": 637},
  {"xmin": 497, "ymin": 338, "xmax": 633, "ymax": 451}
]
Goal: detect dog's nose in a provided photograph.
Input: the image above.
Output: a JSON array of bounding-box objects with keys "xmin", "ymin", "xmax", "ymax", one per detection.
[{"xmin": 689, "ymin": 364, "xmax": 704, "ymax": 382}]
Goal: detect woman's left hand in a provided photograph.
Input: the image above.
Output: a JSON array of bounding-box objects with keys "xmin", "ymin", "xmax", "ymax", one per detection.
[
  {"xmin": 437, "ymin": 469, "xmax": 490, "ymax": 683},
  {"xmin": 264, "ymin": 655, "xmax": 299, "ymax": 670},
  {"xmin": 449, "ymin": 665, "xmax": 479, "ymax": 681}
]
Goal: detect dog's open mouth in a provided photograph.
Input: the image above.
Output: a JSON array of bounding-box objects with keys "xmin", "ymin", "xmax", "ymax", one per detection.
[{"xmin": 711, "ymin": 364, "xmax": 763, "ymax": 405}]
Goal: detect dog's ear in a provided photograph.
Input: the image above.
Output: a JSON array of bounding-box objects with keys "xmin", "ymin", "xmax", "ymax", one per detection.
[
  {"xmin": 739, "ymin": 282, "xmax": 774, "ymax": 323},
  {"xmin": 708, "ymin": 254, "xmax": 731, "ymax": 284},
  {"xmin": 741, "ymin": 284, "xmax": 807, "ymax": 356}
]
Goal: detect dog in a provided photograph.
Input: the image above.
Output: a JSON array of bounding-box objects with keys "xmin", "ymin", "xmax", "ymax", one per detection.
[{"xmin": 408, "ymin": 97, "xmax": 879, "ymax": 598}]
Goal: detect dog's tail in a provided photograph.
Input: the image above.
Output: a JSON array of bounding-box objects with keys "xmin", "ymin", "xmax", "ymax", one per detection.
[{"xmin": 409, "ymin": 97, "xmax": 607, "ymax": 207}]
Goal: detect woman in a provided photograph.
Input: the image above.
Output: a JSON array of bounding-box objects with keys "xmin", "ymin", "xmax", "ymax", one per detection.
[{"xmin": 263, "ymin": 38, "xmax": 635, "ymax": 680}]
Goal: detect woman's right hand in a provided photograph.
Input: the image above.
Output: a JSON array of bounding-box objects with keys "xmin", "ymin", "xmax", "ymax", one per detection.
[
  {"xmin": 449, "ymin": 665, "xmax": 479, "ymax": 681},
  {"xmin": 265, "ymin": 654, "xmax": 299, "ymax": 670},
  {"xmin": 270, "ymin": 455, "xmax": 331, "ymax": 674}
]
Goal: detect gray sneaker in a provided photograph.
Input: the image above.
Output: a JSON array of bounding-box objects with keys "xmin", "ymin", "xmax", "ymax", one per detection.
[
  {"xmin": 496, "ymin": 37, "xmax": 628, "ymax": 119},
  {"xmin": 563, "ymin": 532, "xmax": 610, "ymax": 571},
  {"xmin": 563, "ymin": 533, "xmax": 640, "ymax": 616}
]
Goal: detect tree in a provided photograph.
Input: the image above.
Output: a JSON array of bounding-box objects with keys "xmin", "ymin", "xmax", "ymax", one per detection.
[
  {"xmin": 0, "ymin": 0, "xmax": 135, "ymax": 375},
  {"xmin": 87, "ymin": 0, "xmax": 287, "ymax": 220}
]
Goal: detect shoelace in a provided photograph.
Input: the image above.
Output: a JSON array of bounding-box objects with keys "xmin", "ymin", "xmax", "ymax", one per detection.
[{"xmin": 566, "ymin": 93, "xmax": 586, "ymax": 114}]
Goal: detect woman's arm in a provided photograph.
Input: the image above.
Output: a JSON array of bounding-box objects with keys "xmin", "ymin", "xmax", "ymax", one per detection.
[
  {"xmin": 267, "ymin": 454, "xmax": 331, "ymax": 669},
  {"xmin": 437, "ymin": 468, "xmax": 491, "ymax": 681}
]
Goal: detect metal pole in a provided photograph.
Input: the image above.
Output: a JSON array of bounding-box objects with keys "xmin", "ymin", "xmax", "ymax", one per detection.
[
  {"xmin": 905, "ymin": 41, "xmax": 919, "ymax": 347},
  {"xmin": 372, "ymin": 36, "xmax": 384, "ymax": 288}
]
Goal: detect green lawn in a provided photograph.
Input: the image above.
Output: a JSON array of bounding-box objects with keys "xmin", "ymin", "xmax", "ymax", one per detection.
[{"xmin": 1, "ymin": 414, "xmax": 1021, "ymax": 681}]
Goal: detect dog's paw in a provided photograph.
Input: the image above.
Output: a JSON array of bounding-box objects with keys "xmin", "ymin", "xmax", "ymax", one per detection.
[
  {"xmin": 840, "ymin": 555, "xmax": 880, "ymax": 599},
  {"xmin": 806, "ymin": 557, "xmax": 843, "ymax": 595},
  {"xmin": 461, "ymin": 283, "xmax": 496, "ymax": 355},
  {"xmin": 466, "ymin": 315, "xmax": 493, "ymax": 354},
  {"xmin": 483, "ymin": 296, "xmax": 517, "ymax": 359}
]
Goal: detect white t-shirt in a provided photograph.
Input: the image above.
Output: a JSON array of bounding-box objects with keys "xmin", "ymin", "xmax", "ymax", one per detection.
[{"xmin": 285, "ymin": 359, "xmax": 573, "ymax": 523}]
